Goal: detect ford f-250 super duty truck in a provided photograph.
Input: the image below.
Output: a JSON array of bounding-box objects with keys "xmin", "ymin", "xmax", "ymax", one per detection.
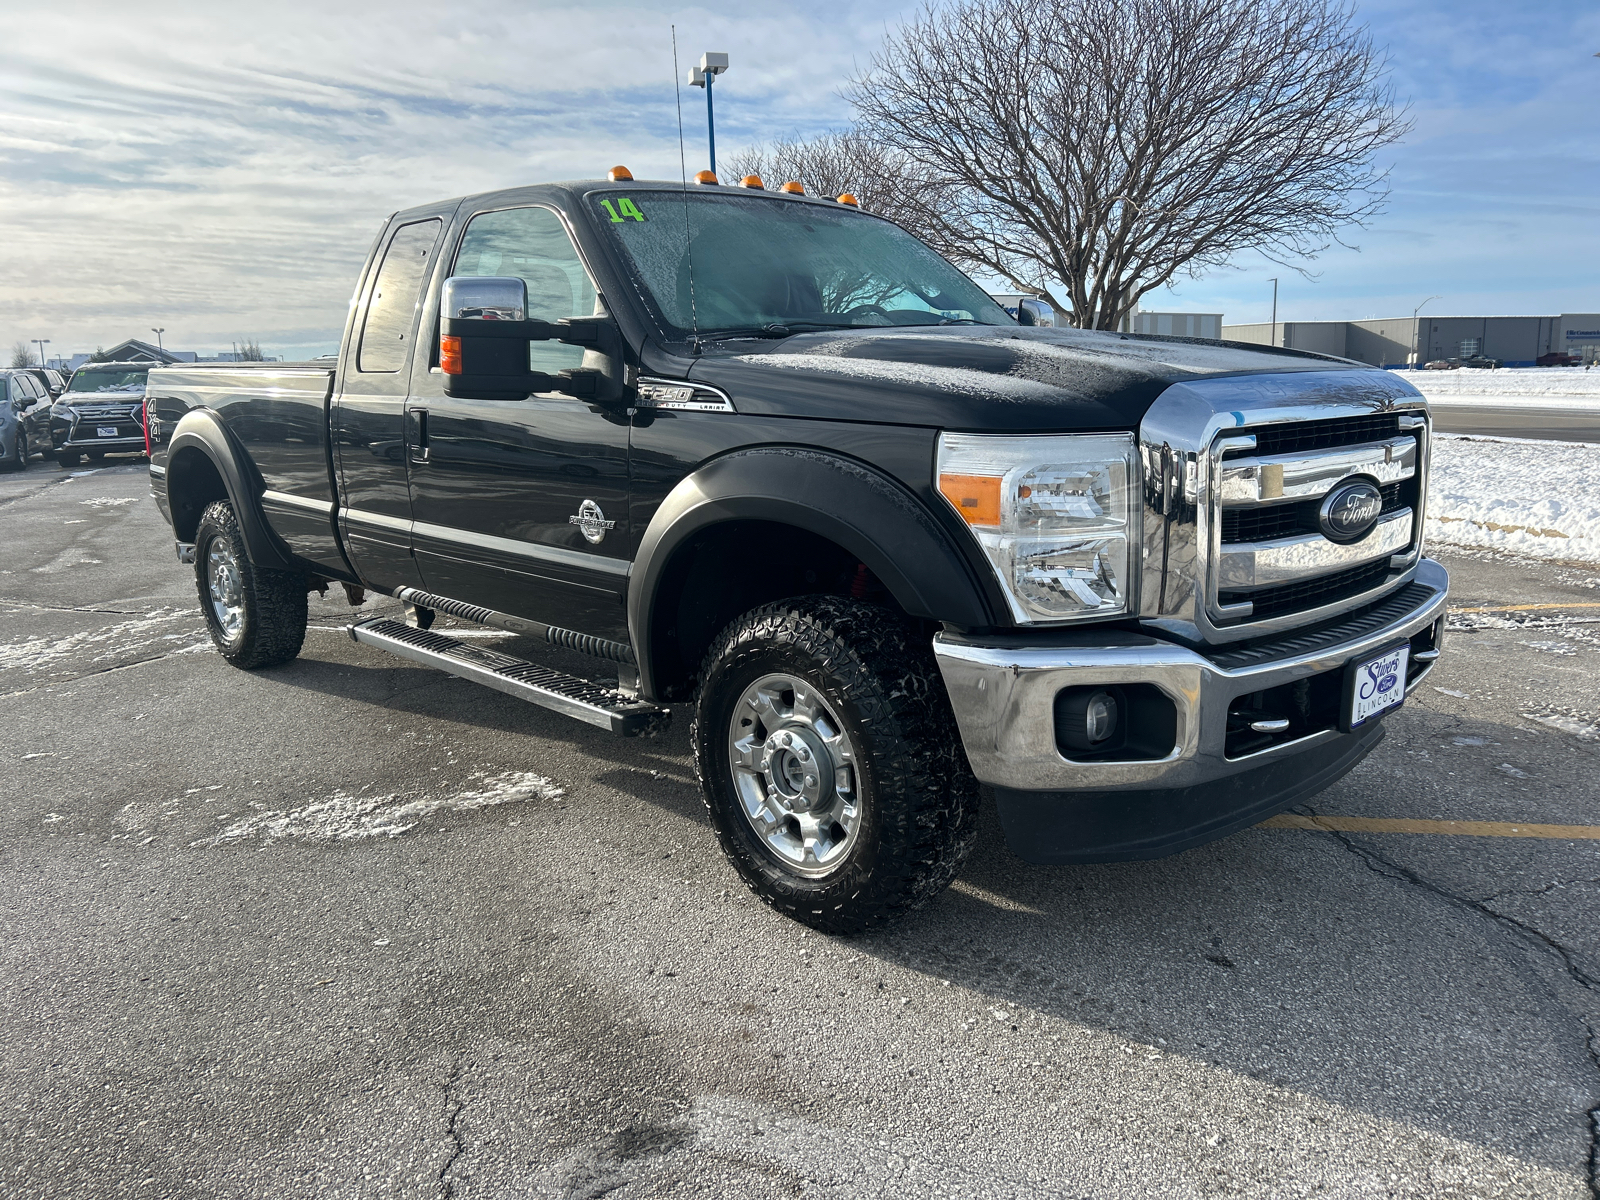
[{"xmin": 147, "ymin": 168, "xmax": 1447, "ymax": 933}]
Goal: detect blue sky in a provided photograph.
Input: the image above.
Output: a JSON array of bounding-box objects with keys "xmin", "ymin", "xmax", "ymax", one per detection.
[{"xmin": 1, "ymin": 0, "xmax": 1595, "ymax": 362}]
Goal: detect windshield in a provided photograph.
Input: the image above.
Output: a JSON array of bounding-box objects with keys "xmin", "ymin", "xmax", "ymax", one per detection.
[
  {"xmin": 67, "ymin": 369, "xmax": 149, "ymax": 394},
  {"xmin": 593, "ymin": 190, "xmax": 1012, "ymax": 338}
]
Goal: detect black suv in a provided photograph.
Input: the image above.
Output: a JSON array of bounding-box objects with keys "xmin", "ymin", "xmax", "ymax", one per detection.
[
  {"xmin": 51, "ymin": 363, "xmax": 150, "ymax": 466},
  {"xmin": 1, "ymin": 370, "xmax": 53, "ymax": 472}
]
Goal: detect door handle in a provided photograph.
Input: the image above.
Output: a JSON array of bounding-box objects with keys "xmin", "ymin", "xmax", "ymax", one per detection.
[{"xmin": 409, "ymin": 407, "xmax": 429, "ymax": 465}]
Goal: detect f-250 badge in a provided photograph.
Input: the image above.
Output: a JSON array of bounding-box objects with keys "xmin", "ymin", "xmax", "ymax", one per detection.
[{"xmin": 569, "ymin": 499, "xmax": 616, "ymax": 544}]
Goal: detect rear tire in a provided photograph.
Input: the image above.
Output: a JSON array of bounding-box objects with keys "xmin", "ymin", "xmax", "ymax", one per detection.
[
  {"xmin": 56, "ymin": 450, "xmax": 80, "ymax": 468},
  {"xmin": 193, "ymin": 500, "xmax": 307, "ymax": 669},
  {"xmin": 691, "ymin": 596, "xmax": 979, "ymax": 935},
  {"xmin": 1, "ymin": 431, "xmax": 21, "ymax": 473}
]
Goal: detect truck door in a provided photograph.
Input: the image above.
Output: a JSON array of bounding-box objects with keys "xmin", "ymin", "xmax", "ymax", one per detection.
[
  {"xmin": 332, "ymin": 210, "xmax": 450, "ymax": 591},
  {"xmin": 404, "ymin": 205, "xmax": 631, "ymax": 640}
]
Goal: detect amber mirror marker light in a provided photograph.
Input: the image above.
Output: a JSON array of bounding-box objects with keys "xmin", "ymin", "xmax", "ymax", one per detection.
[{"xmin": 607, "ymin": 165, "xmax": 633, "ymax": 181}]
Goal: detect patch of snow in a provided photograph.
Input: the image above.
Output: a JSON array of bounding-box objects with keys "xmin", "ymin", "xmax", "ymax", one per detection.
[
  {"xmin": 1523, "ymin": 712, "xmax": 1600, "ymax": 741},
  {"xmin": 80, "ymin": 496, "xmax": 137, "ymax": 508},
  {"xmin": 1434, "ymin": 687, "xmax": 1469, "ymax": 698},
  {"xmin": 0, "ymin": 608, "xmax": 199, "ymax": 672},
  {"xmin": 1427, "ymin": 436, "xmax": 1600, "ymax": 564},
  {"xmin": 1520, "ymin": 639, "xmax": 1577, "ymax": 656},
  {"xmin": 194, "ymin": 769, "xmax": 564, "ymax": 845},
  {"xmin": 1496, "ymin": 763, "xmax": 1530, "ymax": 779},
  {"xmin": 1408, "ymin": 367, "xmax": 1600, "ymax": 400}
]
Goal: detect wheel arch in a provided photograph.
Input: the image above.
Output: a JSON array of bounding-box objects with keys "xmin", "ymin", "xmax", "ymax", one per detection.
[
  {"xmin": 629, "ymin": 447, "xmax": 998, "ymax": 701},
  {"xmin": 165, "ymin": 410, "xmax": 294, "ymax": 570}
]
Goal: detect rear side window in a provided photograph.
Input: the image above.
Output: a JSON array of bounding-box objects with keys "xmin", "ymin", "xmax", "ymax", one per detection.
[
  {"xmin": 359, "ymin": 219, "xmax": 442, "ymax": 373},
  {"xmin": 454, "ymin": 207, "xmax": 598, "ymax": 375}
]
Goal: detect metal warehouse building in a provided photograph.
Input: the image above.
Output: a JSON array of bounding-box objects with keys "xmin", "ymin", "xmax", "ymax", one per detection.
[{"xmin": 1222, "ymin": 314, "xmax": 1600, "ymax": 368}]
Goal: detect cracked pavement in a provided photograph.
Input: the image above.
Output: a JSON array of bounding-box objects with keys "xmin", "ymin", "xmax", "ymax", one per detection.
[{"xmin": 2, "ymin": 460, "xmax": 1599, "ymax": 1197}]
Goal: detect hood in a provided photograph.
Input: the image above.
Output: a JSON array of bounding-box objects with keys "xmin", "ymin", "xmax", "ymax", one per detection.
[{"xmin": 684, "ymin": 325, "xmax": 1393, "ymax": 432}]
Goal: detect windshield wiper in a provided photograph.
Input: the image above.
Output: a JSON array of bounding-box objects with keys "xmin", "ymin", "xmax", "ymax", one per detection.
[{"xmin": 700, "ymin": 320, "xmax": 886, "ymax": 340}]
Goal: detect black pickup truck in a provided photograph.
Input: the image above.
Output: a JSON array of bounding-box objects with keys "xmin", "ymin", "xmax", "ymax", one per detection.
[{"xmin": 147, "ymin": 170, "xmax": 1447, "ymax": 932}]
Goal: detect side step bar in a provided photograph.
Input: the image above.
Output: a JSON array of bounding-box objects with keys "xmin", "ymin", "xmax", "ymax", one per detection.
[{"xmin": 348, "ymin": 618, "xmax": 669, "ymax": 737}]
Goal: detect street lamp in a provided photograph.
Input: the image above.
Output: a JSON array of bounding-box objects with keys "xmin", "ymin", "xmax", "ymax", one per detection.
[
  {"xmin": 151, "ymin": 327, "xmax": 166, "ymax": 354},
  {"xmin": 1267, "ymin": 278, "xmax": 1278, "ymax": 347},
  {"xmin": 33, "ymin": 338, "xmax": 49, "ymax": 368},
  {"xmin": 688, "ymin": 52, "xmax": 728, "ymax": 175},
  {"xmin": 1410, "ymin": 297, "xmax": 1440, "ymax": 369}
]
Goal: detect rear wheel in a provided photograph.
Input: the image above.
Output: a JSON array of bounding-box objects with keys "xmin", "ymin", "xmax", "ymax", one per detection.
[
  {"xmin": 1, "ymin": 430, "xmax": 22, "ymax": 473},
  {"xmin": 193, "ymin": 500, "xmax": 307, "ymax": 669},
  {"xmin": 691, "ymin": 596, "xmax": 979, "ymax": 935},
  {"xmin": 56, "ymin": 449, "xmax": 80, "ymax": 468}
]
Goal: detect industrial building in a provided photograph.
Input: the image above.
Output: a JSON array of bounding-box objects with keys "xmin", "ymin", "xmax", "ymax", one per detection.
[
  {"xmin": 1221, "ymin": 314, "xmax": 1600, "ymax": 368},
  {"xmin": 1127, "ymin": 311, "xmax": 1223, "ymax": 339}
]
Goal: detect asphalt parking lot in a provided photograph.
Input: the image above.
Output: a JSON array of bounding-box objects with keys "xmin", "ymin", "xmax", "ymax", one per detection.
[{"xmin": 3, "ymin": 457, "xmax": 1598, "ymax": 1199}]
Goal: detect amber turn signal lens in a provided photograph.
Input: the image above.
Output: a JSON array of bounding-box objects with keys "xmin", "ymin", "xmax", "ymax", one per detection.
[
  {"xmin": 779, "ymin": 180, "xmax": 805, "ymax": 194},
  {"xmin": 836, "ymin": 193, "xmax": 859, "ymax": 207},
  {"xmin": 694, "ymin": 169, "xmax": 718, "ymax": 185},
  {"xmin": 607, "ymin": 165, "xmax": 633, "ymax": 181},
  {"xmin": 937, "ymin": 473, "xmax": 1002, "ymax": 527},
  {"xmin": 739, "ymin": 174, "xmax": 764, "ymax": 189},
  {"xmin": 440, "ymin": 335, "xmax": 462, "ymax": 375}
]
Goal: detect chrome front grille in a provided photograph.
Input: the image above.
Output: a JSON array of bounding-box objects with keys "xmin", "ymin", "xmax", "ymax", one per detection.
[
  {"xmin": 73, "ymin": 402, "xmax": 142, "ymax": 419},
  {"xmin": 1138, "ymin": 369, "xmax": 1431, "ymax": 645}
]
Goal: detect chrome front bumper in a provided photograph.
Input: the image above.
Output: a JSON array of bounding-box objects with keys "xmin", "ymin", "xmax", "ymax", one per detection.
[{"xmin": 934, "ymin": 557, "xmax": 1448, "ymax": 795}]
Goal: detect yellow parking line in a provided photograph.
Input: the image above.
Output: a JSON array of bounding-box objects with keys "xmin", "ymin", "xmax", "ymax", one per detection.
[
  {"xmin": 1449, "ymin": 602, "xmax": 1600, "ymax": 614},
  {"xmin": 1260, "ymin": 814, "xmax": 1600, "ymax": 839}
]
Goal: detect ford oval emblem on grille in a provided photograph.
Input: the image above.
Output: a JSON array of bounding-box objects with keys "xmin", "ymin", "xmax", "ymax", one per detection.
[{"xmin": 1318, "ymin": 479, "xmax": 1384, "ymax": 544}]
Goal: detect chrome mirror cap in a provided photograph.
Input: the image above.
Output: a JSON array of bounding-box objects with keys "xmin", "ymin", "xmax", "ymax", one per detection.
[{"xmin": 442, "ymin": 276, "xmax": 527, "ymax": 322}]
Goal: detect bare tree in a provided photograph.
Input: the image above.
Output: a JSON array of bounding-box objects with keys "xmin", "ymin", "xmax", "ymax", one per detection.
[
  {"xmin": 722, "ymin": 131, "xmax": 913, "ymax": 215},
  {"xmin": 238, "ymin": 338, "xmax": 264, "ymax": 362},
  {"xmin": 815, "ymin": 0, "xmax": 1407, "ymax": 329},
  {"xmin": 9, "ymin": 341, "xmax": 33, "ymax": 368}
]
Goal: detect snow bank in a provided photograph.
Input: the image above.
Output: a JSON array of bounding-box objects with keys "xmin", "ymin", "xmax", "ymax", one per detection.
[
  {"xmin": 1426, "ymin": 435, "xmax": 1600, "ymax": 564},
  {"xmin": 1407, "ymin": 366, "xmax": 1600, "ymax": 400}
]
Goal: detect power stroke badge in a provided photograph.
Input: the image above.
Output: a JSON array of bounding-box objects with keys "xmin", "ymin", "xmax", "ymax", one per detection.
[{"xmin": 569, "ymin": 499, "xmax": 616, "ymax": 544}]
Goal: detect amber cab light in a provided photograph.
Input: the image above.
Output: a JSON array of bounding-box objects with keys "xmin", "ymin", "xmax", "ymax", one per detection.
[
  {"xmin": 779, "ymin": 180, "xmax": 805, "ymax": 194},
  {"xmin": 608, "ymin": 165, "xmax": 633, "ymax": 181},
  {"xmin": 440, "ymin": 335, "xmax": 463, "ymax": 375},
  {"xmin": 694, "ymin": 169, "xmax": 718, "ymax": 185},
  {"xmin": 837, "ymin": 193, "xmax": 859, "ymax": 207},
  {"xmin": 937, "ymin": 472, "xmax": 1002, "ymax": 527},
  {"xmin": 739, "ymin": 174, "xmax": 764, "ymax": 189}
]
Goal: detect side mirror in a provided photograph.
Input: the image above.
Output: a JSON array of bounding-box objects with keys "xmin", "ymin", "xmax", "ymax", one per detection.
[
  {"xmin": 440, "ymin": 276, "xmax": 627, "ymax": 405},
  {"xmin": 1016, "ymin": 298, "xmax": 1056, "ymax": 328}
]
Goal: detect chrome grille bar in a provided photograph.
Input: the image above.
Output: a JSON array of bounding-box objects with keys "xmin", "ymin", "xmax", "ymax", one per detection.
[{"xmin": 1217, "ymin": 436, "xmax": 1416, "ymax": 506}]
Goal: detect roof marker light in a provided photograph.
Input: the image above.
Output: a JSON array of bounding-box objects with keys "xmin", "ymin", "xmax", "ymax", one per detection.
[
  {"xmin": 608, "ymin": 165, "xmax": 633, "ymax": 181},
  {"xmin": 694, "ymin": 169, "xmax": 718, "ymax": 185},
  {"xmin": 740, "ymin": 174, "xmax": 764, "ymax": 189},
  {"xmin": 779, "ymin": 181, "xmax": 805, "ymax": 195},
  {"xmin": 837, "ymin": 193, "xmax": 859, "ymax": 207}
]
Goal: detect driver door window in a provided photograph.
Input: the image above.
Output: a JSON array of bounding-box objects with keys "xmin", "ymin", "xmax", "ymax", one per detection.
[{"xmin": 453, "ymin": 207, "xmax": 599, "ymax": 375}]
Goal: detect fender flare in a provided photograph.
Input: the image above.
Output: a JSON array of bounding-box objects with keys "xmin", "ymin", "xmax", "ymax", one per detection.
[
  {"xmin": 164, "ymin": 409, "xmax": 295, "ymax": 571},
  {"xmin": 628, "ymin": 446, "xmax": 999, "ymax": 699}
]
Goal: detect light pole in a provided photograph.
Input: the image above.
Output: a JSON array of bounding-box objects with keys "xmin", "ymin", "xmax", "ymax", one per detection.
[
  {"xmin": 1410, "ymin": 296, "xmax": 1440, "ymax": 369},
  {"xmin": 33, "ymin": 338, "xmax": 49, "ymax": 368},
  {"xmin": 1267, "ymin": 278, "xmax": 1279, "ymax": 347},
  {"xmin": 151, "ymin": 327, "xmax": 166, "ymax": 354},
  {"xmin": 688, "ymin": 52, "xmax": 728, "ymax": 175}
]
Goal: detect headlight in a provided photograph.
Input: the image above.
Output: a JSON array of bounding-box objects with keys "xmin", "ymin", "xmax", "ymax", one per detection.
[
  {"xmin": 52, "ymin": 403, "xmax": 78, "ymax": 418},
  {"xmin": 937, "ymin": 432, "xmax": 1138, "ymax": 624}
]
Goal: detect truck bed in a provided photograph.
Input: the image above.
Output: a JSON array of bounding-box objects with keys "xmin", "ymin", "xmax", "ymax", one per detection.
[{"xmin": 147, "ymin": 363, "xmax": 340, "ymax": 570}]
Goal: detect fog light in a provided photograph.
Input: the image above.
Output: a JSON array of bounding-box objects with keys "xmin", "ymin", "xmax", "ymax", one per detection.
[
  {"xmin": 1084, "ymin": 691, "xmax": 1118, "ymax": 744},
  {"xmin": 1056, "ymin": 686, "xmax": 1124, "ymax": 752}
]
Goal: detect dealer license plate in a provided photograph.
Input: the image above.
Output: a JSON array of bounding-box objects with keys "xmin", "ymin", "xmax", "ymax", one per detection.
[
  {"xmin": 1345, "ymin": 643, "xmax": 1409, "ymax": 731},
  {"xmin": 96, "ymin": 426, "xmax": 119, "ymax": 437}
]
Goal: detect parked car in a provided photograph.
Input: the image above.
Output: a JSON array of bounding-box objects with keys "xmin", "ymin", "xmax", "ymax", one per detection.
[
  {"xmin": 1, "ymin": 369, "xmax": 54, "ymax": 472},
  {"xmin": 24, "ymin": 367, "xmax": 67, "ymax": 399},
  {"xmin": 1459, "ymin": 355, "xmax": 1501, "ymax": 370},
  {"xmin": 1423, "ymin": 360, "xmax": 1456, "ymax": 370},
  {"xmin": 145, "ymin": 173, "xmax": 1446, "ymax": 933},
  {"xmin": 1536, "ymin": 352, "xmax": 1581, "ymax": 367},
  {"xmin": 50, "ymin": 362, "xmax": 151, "ymax": 467}
]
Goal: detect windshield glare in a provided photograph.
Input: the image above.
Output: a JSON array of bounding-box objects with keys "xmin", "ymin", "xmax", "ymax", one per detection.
[
  {"xmin": 67, "ymin": 369, "xmax": 149, "ymax": 393},
  {"xmin": 593, "ymin": 190, "xmax": 1012, "ymax": 337}
]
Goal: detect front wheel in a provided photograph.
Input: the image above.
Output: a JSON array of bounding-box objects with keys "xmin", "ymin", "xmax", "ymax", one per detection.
[
  {"xmin": 1, "ymin": 431, "xmax": 22, "ymax": 473},
  {"xmin": 692, "ymin": 596, "xmax": 979, "ymax": 935},
  {"xmin": 193, "ymin": 500, "xmax": 307, "ymax": 669},
  {"xmin": 55, "ymin": 450, "xmax": 80, "ymax": 468}
]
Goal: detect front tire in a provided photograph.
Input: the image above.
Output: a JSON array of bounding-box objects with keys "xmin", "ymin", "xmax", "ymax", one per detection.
[
  {"xmin": 193, "ymin": 500, "xmax": 307, "ymax": 669},
  {"xmin": 1, "ymin": 431, "xmax": 21, "ymax": 473},
  {"xmin": 56, "ymin": 450, "xmax": 80, "ymax": 468},
  {"xmin": 692, "ymin": 596, "xmax": 979, "ymax": 935}
]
